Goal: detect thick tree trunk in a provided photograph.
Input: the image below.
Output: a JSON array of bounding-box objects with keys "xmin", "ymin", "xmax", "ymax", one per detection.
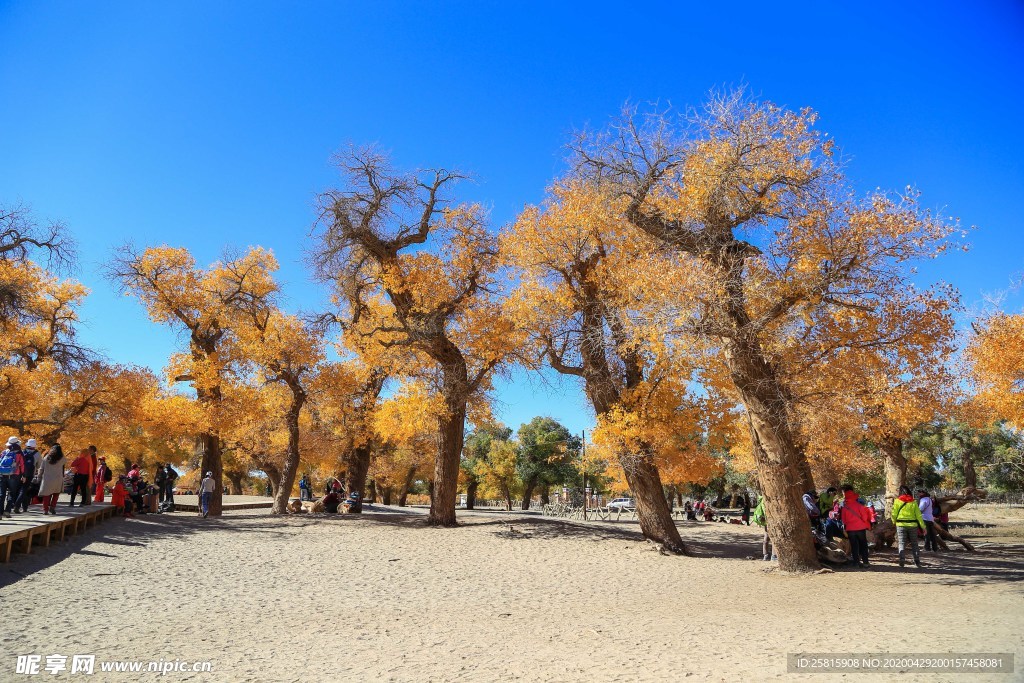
[
  {"xmin": 465, "ymin": 479, "xmax": 478, "ymax": 510},
  {"xmin": 397, "ymin": 466, "xmax": 416, "ymax": 507},
  {"xmin": 197, "ymin": 432, "xmax": 224, "ymax": 516},
  {"xmin": 366, "ymin": 480, "xmax": 377, "ymax": 503},
  {"xmin": 621, "ymin": 452, "xmax": 685, "ymax": 553},
  {"xmin": 343, "ymin": 443, "xmax": 373, "ymax": 510},
  {"xmin": 261, "ymin": 465, "xmax": 281, "ymax": 499},
  {"xmin": 727, "ymin": 339, "xmax": 819, "ymax": 572},
  {"xmin": 963, "ymin": 455, "xmax": 977, "ymax": 489},
  {"xmin": 380, "ymin": 486, "xmax": 392, "ymax": 505},
  {"xmin": 428, "ymin": 361, "xmax": 469, "ymax": 527},
  {"xmin": 881, "ymin": 438, "xmax": 906, "ymax": 518},
  {"xmin": 521, "ymin": 475, "xmax": 538, "ymax": 510},
  {"xmin": 225, "ymin": 471, "xmax": 244, "ymax": 496},
  {"xmin": 540, "ymin": 483, "xmax": 550, "ymax": 505},
  {"xmin": 272, "ymin": 389, "xmax": 306, "ymax": 514}
]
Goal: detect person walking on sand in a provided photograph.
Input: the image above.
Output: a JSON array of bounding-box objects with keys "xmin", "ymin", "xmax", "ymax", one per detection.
[
  {"xmin": 154, "ymin": 463, "xmax": 167, "ymax": 504},
  {"xmin": 38, "ymin": 444, "xmax": 66, "ymax": 514},
  {"xmin": 892, "ymin": 485, "xmax": 926, "ymax": 568},
  {"xmin": 917, "ymin": 489, "xmax": 939, "ymax": 552},
  {"xmin": 840, "ymin": 484, "xmax": 872, "ymax": 569},
  {"xmin": 752, "ymin": 496, "xmax": 774, "ymax": 561},
  {"xmin": 199, "ymin": 471, "xmax": 215, "ymax": 518},
  {"xmin": 68, "ymin": 449, "xmax": 92, "ymax": 507}
]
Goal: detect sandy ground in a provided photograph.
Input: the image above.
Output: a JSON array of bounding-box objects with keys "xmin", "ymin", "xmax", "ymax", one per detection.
[{"xmin": 1, "ymin": 503, "xmax": 1022, "ymax": 682}]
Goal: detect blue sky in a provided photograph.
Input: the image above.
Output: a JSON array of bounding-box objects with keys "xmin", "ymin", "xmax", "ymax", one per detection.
[{"xmin": 2, "ymin": 1, "xmax": 1023, "ymax": 436}]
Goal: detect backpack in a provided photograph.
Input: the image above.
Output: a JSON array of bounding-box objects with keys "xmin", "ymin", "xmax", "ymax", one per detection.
[
  {"xmin": 103, "ymin": 466, "xmax": 113, "ymax": 482},
  {"xmin": 0, "ymin": 450, "xmax": 16, "ymax": 475},
  {"xmin": 21, "ymin": 451, "xmax": 36, "ymax": 477}
]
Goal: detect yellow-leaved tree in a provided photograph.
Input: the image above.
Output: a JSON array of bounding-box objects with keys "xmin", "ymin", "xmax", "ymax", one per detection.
[
  {"xmin": 312, "ymin": 147, "xmax": 520, "ymax": 526},
  {"xmin": 570, "ymin": 91, "xmax": 958, "ymax": 571}
]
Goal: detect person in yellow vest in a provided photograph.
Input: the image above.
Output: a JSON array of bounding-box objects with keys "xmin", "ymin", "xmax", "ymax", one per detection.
[{"xmin": 891, "ymin": 485, "xmax": 926, "ymax": 568}]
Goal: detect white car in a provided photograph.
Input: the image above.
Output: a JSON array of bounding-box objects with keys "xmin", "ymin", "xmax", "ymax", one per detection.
[{"xmin": 607, "ymin": 497, "xmax": 636, "ymax": 510}]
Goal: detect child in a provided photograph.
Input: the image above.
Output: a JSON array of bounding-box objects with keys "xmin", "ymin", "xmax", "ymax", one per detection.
[{"xmin": 111, "ymin": 475, "xmax": 129, "ymax": 517}]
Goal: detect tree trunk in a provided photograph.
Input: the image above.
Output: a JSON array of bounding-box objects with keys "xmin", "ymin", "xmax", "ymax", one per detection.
[
  {"xmin": 963, "ymin": 455, "xmax": 977, "ymax": 489},
  {"xmin": 343, "ymin": 443, "xmax": 373, "ymax": 510},
  {"xmin": 521, "ymin": 475, "xmax": 538, "ymax": 510},
  {"xmin": 881, "ymin": 437, "xmax": 906, "ymax": 518},
  {"xmin": 503, "ymin": 485, "xmax": 513, "ymax": 511},
  {"xmin": 428, "ymin": 361, "xmax": 469, "ymax": 527},
  {"xmin": 397, "ymin": 466, "xmax": 416, "ymax": 507},
  {"xmin": 380, "ymin": 485, "xmax": 392, "ymax": 505},
  {"xmin": 272, "ymin": 387, "xmax": 306, "ymax": 515},
  {"xmin": 465, "ymin": 479, "xmax": 478, "ymax": 510},
  {"xmin": 726, "ymin": 339, "xmax": 820, "ymax": 572},
  {"xmin": 540, "ymin": 483, "xmax": 550, "ymax": 505},
  {"xmin": 261, "ymin": 465, "xmax": 281, "ymax": 499},
  {"xmin": 225, "ymin": 471, "xmax": 244, "ymax": 496},
  {"xmin": 621, "ymin": 448, "xmax": 686, "ymax": 554},
  {"xmin": 197, "ymin": 432, "xmax": 224, "ymax": 516},
  {"xmin": 367, "ymin": 479, "xmax": 377, "ymax": 503}
]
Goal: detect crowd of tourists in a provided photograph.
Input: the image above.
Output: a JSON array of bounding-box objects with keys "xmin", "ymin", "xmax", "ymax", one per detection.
[
  {"xmin": 0, "ymin": 436, "xmax": 182, "ymax": 519},
  {"xmin": 751, "ymin": 483, "xmax": 948, "ymax": 570}
]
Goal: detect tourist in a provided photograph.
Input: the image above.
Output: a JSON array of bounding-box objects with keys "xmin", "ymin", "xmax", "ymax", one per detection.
[
  {"xmin": 15, "ymin": 438, "xmax": 41, "ymax": 512},
  {"xmin": 741, "ymin": 495, "xmax": 751, "ymax": 525},
  {"xmin": 892, "ymin": 485, "xmax": 926, "ymax": 568},
  {"xmin": 321, "ymin": 488, "xmax": 341, "ymax": 513},
  {"xmin": 164, "ymin": 464, "xmax": 179, "ymax": 503},
  {"xmin": 38, "ymin": 444, "xmax": 65, "ymax": 514},
  {"xmin": 752, "ymin": 496, "xmax": 774, "ymax": 561},
  {"xmin": 265, "ymin": 481, "xmax": 273, "ymax": 497},
  {"xmin": 684, "ymin": 500, "xmax": 695, "ymax": 521},
  {"xmin": 95, "ymin": 456, "xmax": 112, "ymax": 502},
  {"xmin": 87, "ymin": 445, "xmax": 98, "ymax": 504},
  {"xmin": 154, "ymin": 464, "xmax": 167, "ymax": 503},
  {"xmin": 818, "ymin": 487, "xmax": 838, "ymax": 518},
  {"xmin": 935, "ymin": 499, "xmax": 949, "ymax": 532},
  {"xmin": 68, "ymin": 448, "xmax": 92, "ymax": 507},
  {"xmin": 839, "ymin": 484, "xmax": 872, "ymax": 568},
  {"xmin": 918, "ymin": 489, "xmax": 939, "ymax": 552},
  {"xmin": 299, "ymin": 474, "xmax": 309, "ymax": 501},
  {"xmin": 802, "ymin": 490, "xmax": 821, "ymax": 530},
  {"xmin": 1, "ymin": 437, "xmax": 26, "ymax": 518},
  {"xmin": 128, "ymin": 462, "xmax": 140, "ymax": 480},
  {"xmin": 128, "ymin": 472, "xmax": 145, "ymax": 514},
  {"xmin": 200, "ymin": 471, "xmax": 215, "ymax": 518}
]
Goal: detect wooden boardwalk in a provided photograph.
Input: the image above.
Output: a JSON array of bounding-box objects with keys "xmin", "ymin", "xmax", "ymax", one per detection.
[{"xmin": 0, "ymin": 498, "xmax": 117, "ymax": 563}]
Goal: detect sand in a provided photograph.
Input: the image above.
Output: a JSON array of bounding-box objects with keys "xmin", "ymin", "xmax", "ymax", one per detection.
[{"xmin": 1, "ymin": 503, "xmax": 1022, "ymax": 682}]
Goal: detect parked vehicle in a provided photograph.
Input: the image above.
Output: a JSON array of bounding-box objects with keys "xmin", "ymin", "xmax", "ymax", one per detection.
[{"xmin": 607, "ymin": 497, "xmax": 636, "ymax": 510}]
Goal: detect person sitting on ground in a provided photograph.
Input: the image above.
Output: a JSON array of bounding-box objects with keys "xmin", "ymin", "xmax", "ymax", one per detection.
[
  {"xmin": 129, "ymin": 474, "xmax": 146, "ymax": 514},
  {"xmin": 818, "ymin": 487, "xmax": 838, "ymax": 518},
  {"xmin": 684, "ymin": 500, "xmax": 695, "ymax": 521},
  {"xmin": 892, "ymin": 485, "xmax": 926, "ymax": 568},
  {"xmin": 839, "ymin": 484, "xmax": 872, "ymax": 569},
  {"xmin": 802, "ymin": 490, "xmax": 821, "ymax": 530},
  {"xmin": 702, "ymin": 503, "xmax": 715, "ymax": 521},
  {"xmin": 38, "ymin": 444, "xmax": 65, "ymax": 515},
  {"xmin": 342, "ymin": 491, "xmax": 362, "ymax": 513},
  {"xmin": 321, "ymin": 489, "xmax": 341, "ymax": 513}
]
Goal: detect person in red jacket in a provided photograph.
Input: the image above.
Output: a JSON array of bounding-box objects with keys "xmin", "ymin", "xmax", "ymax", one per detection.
[
  {"xmin": 839, "ymin": 484, "xmax": 873, "ymax": 569},
  {"xmin": 68, "ymin": 449, "xmax": 92, "ymax": 507}
]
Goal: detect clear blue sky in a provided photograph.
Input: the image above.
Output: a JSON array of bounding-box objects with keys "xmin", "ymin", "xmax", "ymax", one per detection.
[{"xmin": 2, "ymin": 1, "xmax": 1022, "ymax": 436}]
